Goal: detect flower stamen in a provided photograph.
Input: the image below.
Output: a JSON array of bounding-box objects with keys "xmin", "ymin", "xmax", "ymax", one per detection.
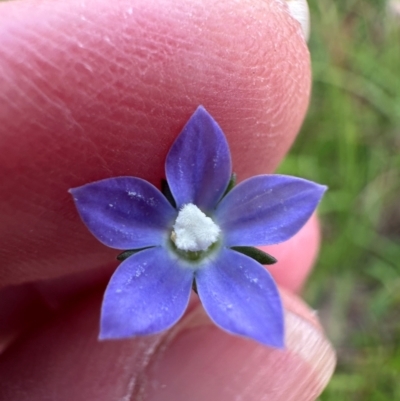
[{"xmin": 171, "ymin": 203, "xmax": 220, "ymax": 252}]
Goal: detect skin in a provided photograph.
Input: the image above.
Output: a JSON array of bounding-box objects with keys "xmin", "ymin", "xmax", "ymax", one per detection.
[{"xmin": 0, "ymin": 0, "xmax": 336, "ymax": 399}]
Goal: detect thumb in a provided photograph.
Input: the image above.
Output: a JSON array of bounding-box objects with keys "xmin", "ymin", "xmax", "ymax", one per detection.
[{"xmin": 0, "ymin": 289, "xmax": 335, "ymax": 401}]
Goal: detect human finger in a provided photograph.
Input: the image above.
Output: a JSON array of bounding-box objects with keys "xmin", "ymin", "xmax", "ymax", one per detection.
[
  {"xmin": 0, "ymin": 288, "xmax": 335, "ymax": 401},
  {"xmin": 0, "ymin": 0, "xmax": 311, "ymax": 287}
]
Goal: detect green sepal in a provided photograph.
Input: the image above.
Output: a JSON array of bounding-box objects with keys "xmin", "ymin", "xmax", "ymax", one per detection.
[
  {"xmin": 222, "ymin": 173, "xmax": 236, "ymax": 198},
  {"xmin": 192, "ymin": 279, "xmax": 198, "ymax": 295},
  {"xmin": 231, "ymin": 246, "xmax": 277, "ymax": 265},
  {"xmin": 161, "ymin": 179, "xmax": 176, "ymax": 208},
  {"xmin": 117, "ymin": 247, "xmax": 152, "ymax": 261}
]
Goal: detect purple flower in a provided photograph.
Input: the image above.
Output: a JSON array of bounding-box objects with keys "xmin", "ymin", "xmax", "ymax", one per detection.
[{"xmin": 70, "ymin": 106, "xmax": 326, "ymax": 348}]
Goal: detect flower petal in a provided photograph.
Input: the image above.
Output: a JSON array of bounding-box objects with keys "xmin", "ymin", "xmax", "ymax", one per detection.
[
  {"xmin": 70, "ymin": 177, "xmax": 177, "ymax": 249},
  {"xmin": 195, "ymin": 248, "xmax": 284, "ymax": 348},
  {"xmin": 100, "ymin": 247, "xmax": 193, "ymax": 339},
  {"xmin": 215, "ymin": 175, "xmax": 327, "ymax": 246},
  {"xmin": 166, "ymin": 106, "xmax": 231, "ymax": 212}
]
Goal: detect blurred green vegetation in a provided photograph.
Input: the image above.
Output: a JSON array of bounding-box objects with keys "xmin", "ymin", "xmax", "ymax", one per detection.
[{"xmin": 278, "ymin": 0, "xmax": 400, "ymax": 399}]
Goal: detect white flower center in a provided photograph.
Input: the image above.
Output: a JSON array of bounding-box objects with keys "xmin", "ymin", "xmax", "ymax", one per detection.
[{"xmin": 171, "ymin": 204, "xmax": 221, "ymax": 252}]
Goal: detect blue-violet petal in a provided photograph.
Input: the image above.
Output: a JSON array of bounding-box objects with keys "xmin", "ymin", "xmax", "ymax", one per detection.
[
  {"xmin": 215, "ymin": 175, "xmax": 327, "ymax": 246},
  {"xmin": 70, "ymin": 177, "xmax": 177, "ymax": 249},
  {"xmin": 100, "ymin": 247, "xmax": 193, "ymax": 339},
  {"xmin": 195, "ymin": 248, "xmax": 284, "ymax": 348},
  {"xmin": 166, "ymin": 106, "xmax": 231, "ymax": 212}
]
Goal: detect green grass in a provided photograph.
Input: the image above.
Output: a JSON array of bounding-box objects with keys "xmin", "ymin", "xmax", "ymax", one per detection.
[{"xmin": 277, "ymin": 0, "xmax": 400, "ymax": 399}]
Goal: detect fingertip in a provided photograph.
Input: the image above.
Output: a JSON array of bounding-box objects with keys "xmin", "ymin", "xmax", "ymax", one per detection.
[
  {"xmin": 0, "ymin": 289, "xmax": 335, "ymax": 401},
  {"xmin": 0, "ymin": 0, "xmax": 311, "ymax": 285},
  {"xmin": 261, "ymin": 213, "xmax": 321, "ymax": 293}
]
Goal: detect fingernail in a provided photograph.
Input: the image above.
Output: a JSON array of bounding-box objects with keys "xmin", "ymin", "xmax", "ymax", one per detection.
[
  {"xmin": 140, "ymin": 291, "xmax": 336, "ymax": 401},
  {"xmin": 285, "ymin": 0, "xmax": 310, "ymax": 41},
  {"xmin": 388, "ymin": 1, "xmax": 400, "ymax": 18}
]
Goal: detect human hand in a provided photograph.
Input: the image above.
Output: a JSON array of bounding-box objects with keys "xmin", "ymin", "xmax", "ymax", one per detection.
[{"xmin": 0, "ymin": 0, "xmax": 336, "ymax": 399}]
